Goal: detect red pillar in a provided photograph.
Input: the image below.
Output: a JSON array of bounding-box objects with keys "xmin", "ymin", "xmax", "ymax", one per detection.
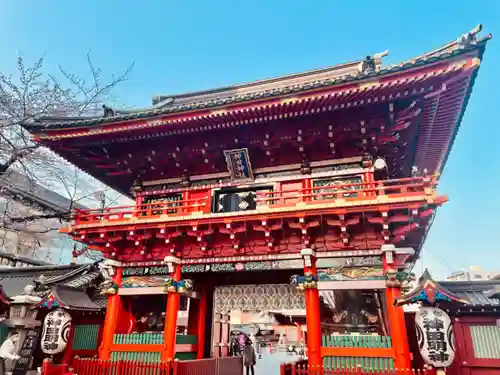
[
  {"xmin": 364, "ymin": 167, "xmax": 376, "ymax": 197},
  {"xmin": 187, "ymin": 298, "xmax": 200, "ymax": 335},
  {"xmin": 99, "ymin": 267, "xmax": 122, "ymax": 360},
  {"xmin": 302, "ymin": 249, "xmax": 322, "ymax": 369},
  {"xmin": 382, "ymin": 248, "xmax": 411, "ymax": 370},
  {"xmin": 164, "ymin": 264, "xmax": 181, "ymax": 361},
  {"xmin": 62, "ymin": 323, "xmax": 76, "ymax": 364},
  {"xmin": 186, "ymin": 291, "xmax": 208, "ymax": 358},
  {"xmin": 196, "ymin": 286, "xmax": 208, "ymax": 359}
]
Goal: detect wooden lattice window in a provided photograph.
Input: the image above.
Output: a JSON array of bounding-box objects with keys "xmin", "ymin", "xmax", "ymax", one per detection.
[
  {"xmin": 470, "ymin": 325, "xmax": 500, "ymax": 359},
  {"xmin": 312, "ymin": 176, "xmax": 362, "ymax": 200},
  {"xmin": 142, "ymin": 193, "xmax": 182, "ymax": 215}
]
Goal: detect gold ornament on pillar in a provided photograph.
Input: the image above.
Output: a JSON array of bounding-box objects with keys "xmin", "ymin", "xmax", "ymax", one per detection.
[
  {"xmin": 385, "ymin": 268, "xmax": 401, "ymax": 288},
  {"xmin": 290, "ymin": 272, "xmax": 318, "ymax": 291},
  {"xmin": 163, "ymin": 277, "xmax": 194, "ymax": 294}
]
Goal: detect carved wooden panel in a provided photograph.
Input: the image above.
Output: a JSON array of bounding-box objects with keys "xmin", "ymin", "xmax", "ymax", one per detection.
[{"xmin": 213, "ymin": 284, "xmax": 305, "ymax": 313}]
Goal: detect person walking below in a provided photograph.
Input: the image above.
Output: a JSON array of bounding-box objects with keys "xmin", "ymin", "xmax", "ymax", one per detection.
[
  {"xmin": 0, "ymin": 333, "xmax": 20, "ymax": 375},
  {"xmin": 243, "ymin": 339, "xmax": 256, "ymax": 375}
]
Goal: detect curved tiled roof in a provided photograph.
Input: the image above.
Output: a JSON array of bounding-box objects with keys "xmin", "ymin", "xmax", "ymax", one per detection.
[
  {"xmin": 0, "ymin": 262, "xmax": 100, "ymax": 297},
  {"xmin": 37, "ymin": 285, "xmax": 102, "ymax": 311},
  {"xmin": 0, "ymin": 170, "xmax": 87, "ymax": 213},
  {"xmin": 396, "ymin": 270, "xmax": 500, "ymax": 308},
  {"xmin": 25, "ymin": 26, "xmax": 491, "ymax": 131}
]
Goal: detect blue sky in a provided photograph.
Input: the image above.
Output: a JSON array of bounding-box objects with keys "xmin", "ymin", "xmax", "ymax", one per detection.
[{"xmin": 1, "ymin": 1, "xmax": 499, "ymax": 277}]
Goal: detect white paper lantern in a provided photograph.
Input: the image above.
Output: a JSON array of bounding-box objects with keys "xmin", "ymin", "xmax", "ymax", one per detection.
[
  {"xmin": 415, "ymin": 306, "xmax": 455, "ymax": 368},
  {"xmin": 41, "ymin": 308, "xmax": 72, "ymax": 355}
]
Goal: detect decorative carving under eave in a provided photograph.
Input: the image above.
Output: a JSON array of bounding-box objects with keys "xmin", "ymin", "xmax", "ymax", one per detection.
[
  {"xmin": 362, "ymin": 153, "xmax": 373, "ymax": 168},
  {"xmin": 290, "ymin": 272, "xmax": 318, "ymax": 291},
  {"xmin": 253, "ymin": 220, "xmax": 281, "ymax": 249},
  {"xmin": 394, "ymin": 269, "xmax": 470, "ymax": 307},
  {"xmin": 100, "ymin": 281, "xmax": 119, "ymax": 295},
  {"xmin": 399, "ymin": 271, "xmax": 417, "ymax": 294},
  {"xmin": 180, "ymin": 169, "xmax": 191, "ymax": 187},
  {"xmin": 218, "ymin": 222, "xmax": 246, "ymax": 251},
  {"xmin": 385, "ymin": 268, "xmax": 401, "ymax": 288},
  {"xmin": 131, "ymin": 178, "xmax": 144, "ymax": 194},
  {"xmin": 163, "ymin": 277, "xmax": 194, "ymax": 294},
  {"xmin": 187, "ymin": 225, "xmax": 214, "ymax": 252},
  {"xmin": 98, "ymin": 260, "xmax": 118, "ymax": 295},
  {"xmin": 300, "ymin": 157, "xmax": 311, "ymax": 175},
  {"xmin": 288, "ymin": 218, "xmax": 320, "ymax": 247}
]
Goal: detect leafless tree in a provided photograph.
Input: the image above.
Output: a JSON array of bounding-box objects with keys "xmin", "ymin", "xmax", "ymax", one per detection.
[{"xmin": 0, "ymin": 54, "xmax": 134, "ymax": 262}]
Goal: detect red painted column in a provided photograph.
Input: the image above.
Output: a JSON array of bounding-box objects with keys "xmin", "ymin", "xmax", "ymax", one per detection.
[
  {"xmin": 164, "ymin": 263, "xmax": 181, "ymax": 361},
  {"xmin": 187, "ymin": 298, "xmax": 200, "ymax": 335},
  {"xmin": 99, "ymin": 267, "xmax": 122, "ymax": 360},
  {"xmin": 302, "ymin": 249, "xmax": 322, "ymax": 369},
  {"xmin": 196, "ymin": 286, "xmax": 208, "ymax": 359},
  {"xmin": 364, "ymin": 167, "xmax": 376, "ymax": 197},
  {"xmin": 382, "ymin": 247, "xmax": 411, "ymax": 370},
  {"xmin": 62, "ymin": 323, "xmax": 76, "ymax": 364}
]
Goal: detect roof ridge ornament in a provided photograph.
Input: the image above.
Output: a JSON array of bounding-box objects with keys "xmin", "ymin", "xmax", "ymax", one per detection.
[
  {"xmin": 457, "ymin": 24, "xmax": 483, "ymax": 47},
  {"xmin": 357, "ymin": 50, "xmax": 389, "ymax": 75},
  {"xmin": 102, "ymin": 104, "xmax": 115, "ymax": 118}
]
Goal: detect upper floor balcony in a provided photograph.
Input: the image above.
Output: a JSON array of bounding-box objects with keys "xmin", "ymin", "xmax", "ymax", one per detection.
[{"xmin": 70, "ymin": 175, "xmax": 442, "ymax": 230}]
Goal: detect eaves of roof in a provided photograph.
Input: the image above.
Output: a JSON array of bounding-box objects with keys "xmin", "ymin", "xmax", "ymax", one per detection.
[
  {"xmin": 25, "ymin": 32, "xmax": 491, "ymax": 132},
  {"xmin": 0, "ymin": 263, "xmax": 98, "ymax": 297},
  {"xmin": 0, "ymin": 171, "xmax": 88, "ymax": 213},
  {"xmin": 38, "ymin": 285, "xmax": 102, "ymax": 311}
]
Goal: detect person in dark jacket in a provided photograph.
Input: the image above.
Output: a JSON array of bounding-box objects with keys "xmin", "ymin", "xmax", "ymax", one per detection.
[
  {"xmin": 242, "ymin": 339, "xmax": 256, "ymax": 375},
  {"xmin": 230, "ymin": 336, "xmax": 239, "ymax": 356}
]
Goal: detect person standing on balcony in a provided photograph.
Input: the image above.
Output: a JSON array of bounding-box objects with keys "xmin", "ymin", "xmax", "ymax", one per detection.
[
  {"xmin": 243, "ymin": 339, "xmax": 256, "ymax": 375},
  {"xmin": 0, "ymin": 333, "xmax": 20, "ymax": 375}
]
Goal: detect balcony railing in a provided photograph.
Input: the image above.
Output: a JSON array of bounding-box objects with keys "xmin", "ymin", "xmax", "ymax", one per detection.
[
  {"xmin": 72, "ymin": 176, "xmax": 437, "ymax": 226},
  {"xmin": 74, "ymin": 196, "xmax": 209, "ymax": 224},
  {"xmin": 256, "ymin": 176, "xmax": 435, "ymax": 206}
]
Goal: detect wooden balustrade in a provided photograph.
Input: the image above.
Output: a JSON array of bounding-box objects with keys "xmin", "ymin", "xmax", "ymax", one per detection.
[
  {"xmin": 282, "ymin": 361, "xmax": 430, "ymax": 375},
  {"xmin": 72, "ymin": 176, "xmax": 437, "ymax": 226},
  {"xmin": 290, "ymin": 365, "xmax": 430, "ymax": 375},
  {"xmin": 68, "ymin": 356, "xmax": 243, "ymax": 375},
  {"xmin": 256, "ymin": 176, "xmax": 436, "ymax": 204},
  {"xmin": 321, "ymin": 335, "xmax": 394, "ymax": 371},
  {"xmin": 109, "ymin": 333, "xmax": 198, "ymax": 360},
  {"xmin": 74, "ymin": 196, "xmax": 209, "ymax": 224},
  {"xmin": 71, "ymin": 358, "xmax": 172, "ymax": 375}
]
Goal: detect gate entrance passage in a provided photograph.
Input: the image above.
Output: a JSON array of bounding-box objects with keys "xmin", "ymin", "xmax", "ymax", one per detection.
[{"xmin": 212, "ymin": 284, "xmax": 306, "ymax": 356}]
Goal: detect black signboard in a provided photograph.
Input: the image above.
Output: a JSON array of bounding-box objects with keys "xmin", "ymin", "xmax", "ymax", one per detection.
[
  {"xmin": 142, "ymin": 193, "xmax": 182, "ymax": 215},
  {"xmin": 13, "ymin": 329, "xmax": 40, "ymax": 375}
]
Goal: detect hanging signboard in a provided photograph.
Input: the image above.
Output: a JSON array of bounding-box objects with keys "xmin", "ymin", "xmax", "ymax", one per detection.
[
  {"xmin": 415, "ymin": 307, "xmax": 455, "ymax": 368},
  {"xmin": 41, "ymin": 308, "xmax": 72, "ymax": 355},
  {"xmin": 12, "ymin": 329, "xmax": 40, "ymax": 375}
]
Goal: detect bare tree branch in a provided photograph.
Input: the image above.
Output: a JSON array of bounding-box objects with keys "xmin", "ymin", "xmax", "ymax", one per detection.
[{"xmin": 0, "ymin": 53, "xmax": 134, "ymax": 261}]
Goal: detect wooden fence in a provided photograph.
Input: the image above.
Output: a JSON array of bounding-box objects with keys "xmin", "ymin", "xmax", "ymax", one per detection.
[
  {"xmin": 69, "ymin": 356, "xmax": 243, "ymax": 375},
  {"xmin": 281, "ymin": 360, "xmax": 430, "ymax": 375},
  {"xmin": 321, "ymin": 335, "xmax": 394, "ymax": 371}
]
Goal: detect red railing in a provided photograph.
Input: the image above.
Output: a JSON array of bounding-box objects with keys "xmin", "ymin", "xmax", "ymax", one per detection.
[
  {"xmin": 72, "ymin": 176, "xmax": 437, "ymax": 226},
  {"xmin": 66, "ymin": 356, "xmax": 243, "ymax": 375},
  {"xmin": 257, "ymin": 176, "xmax": 436, "ymax": 204},
  {"xmin": 282, "ymin": 363, "xmax": 431, "ymax": 375},
  {"xmin": 176, "ymin": 358, "xmax": 217, "ymax": 375},
  {"xmin": 74, "ymin": 196, "xmax": 209, "ymax": 224},
  {"xmin": 71, "ymin": 358, "xmax": 172, "ymax": 375}
]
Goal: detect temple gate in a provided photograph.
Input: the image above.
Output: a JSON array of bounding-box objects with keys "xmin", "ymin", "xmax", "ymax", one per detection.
[{"xmin": 24, "ymin": 26, "xmax": 491, "ymax": 375}]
